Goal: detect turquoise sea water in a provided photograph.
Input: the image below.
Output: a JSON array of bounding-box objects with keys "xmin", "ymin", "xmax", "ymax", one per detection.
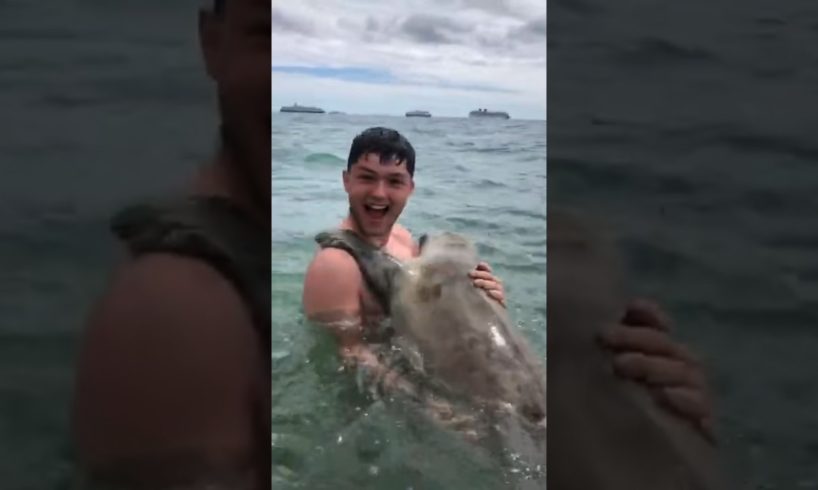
[{"xmin": 271, "ymin": 113, "xmax": 548, "ymax": 489}]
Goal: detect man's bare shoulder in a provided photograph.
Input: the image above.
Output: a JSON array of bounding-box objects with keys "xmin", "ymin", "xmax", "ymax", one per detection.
[
  {"xmin": 302, "ymin": 247, "xmax": 362, "ymax": 320},
  {"xmin": 84, "ymin": 253, "xmax": 258, "ymax": 345},
  {"xmin": 74, "ymin": 253, "xmax": 262, "ymax": 469},
  {"xmin": 392, "ymin": 224, "xmax": 416, "ymax": 248},
  {"xmin": 304, "ymin": 247, "xmax": 363, "ymax": 291}
]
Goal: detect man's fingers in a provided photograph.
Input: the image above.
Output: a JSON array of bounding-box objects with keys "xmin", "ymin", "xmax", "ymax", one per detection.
[
  {"xmin": 470, "ymin": 265, "xmax": 505, "ymax": 307},
  {"xmin": 475, "ymin": 261, "xmax": 493, "ymax": 273},
  {"xmin": 469, "ymin": 270, "xmax": 500, "ymax": 282},
  {"xmin": 473, "ymin": 278, "xmax": 503, "ymax": 291},
  {"xmin": 699, "ymin": 417, "xmax": 718, "ymax": 445},
  {"xmin": 479, "ymin": 282, "xmax": 506, "ymax": 304},
  {"xmin": 613, "ymin": 352, "xmax": 706, "ymax": 389},
  {"xmin": 655, "ymin": 386, "xmax": 712, "ymax": 421},
  {"xmin": 599, "ymin": 325, "xmax": 699, "ymax": 364},
  {"xmin": 488, "ymin": 289, "xmax": 506, "ymax": 306},
  {"xmin": 622, "ymin": 298, "xmax": 673, "ymax": 331},
  {"xmin": 655, "ymin": 387, "xmax": 717, "ymax": 444}
]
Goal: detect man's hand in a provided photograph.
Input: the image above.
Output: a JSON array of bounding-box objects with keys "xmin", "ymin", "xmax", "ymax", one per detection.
[
  {"xmin": 599, "ymin": 298, "xmax": 716, "ymax": 444},
  {"xmin": 470, "ymin": 262, "xmax": 506, "ymax": 307}
]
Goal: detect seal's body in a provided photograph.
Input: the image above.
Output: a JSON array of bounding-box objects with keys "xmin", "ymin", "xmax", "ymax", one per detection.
[{"xmin": 391, "ymin": 232, "xmax": 547, "ymax": 485}]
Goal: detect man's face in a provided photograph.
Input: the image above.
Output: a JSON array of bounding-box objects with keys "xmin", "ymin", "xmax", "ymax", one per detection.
[
  {"xmin": 200, "ymin": 0, "xmax": 270, "ymax": 213},
  {"xmin": 343, "ymin": 153, "xmax": 415, "ymax": 238}
]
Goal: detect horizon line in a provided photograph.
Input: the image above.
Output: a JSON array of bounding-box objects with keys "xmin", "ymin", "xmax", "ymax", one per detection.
[{"xmin": 272, "ymin": 111, "xmax": 546, "ymax": 122}]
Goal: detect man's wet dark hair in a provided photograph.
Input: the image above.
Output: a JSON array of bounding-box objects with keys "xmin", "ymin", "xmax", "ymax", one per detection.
[
  {"xmin": 213, "ymin": 0, "xmax": 225, "ymax": 15},
  {"xmin": 347, "ymin": 127, "xmax": 416, "ymax": 177}
]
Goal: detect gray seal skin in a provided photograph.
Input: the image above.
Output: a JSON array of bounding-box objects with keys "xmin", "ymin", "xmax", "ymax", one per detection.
[
  {"xmin": 391, "ymin": 232, "xmax": 548, "ymax": 483},
  {"xmin": 547, "ymin": 209, "xmax": 728, "ymax": 490}
]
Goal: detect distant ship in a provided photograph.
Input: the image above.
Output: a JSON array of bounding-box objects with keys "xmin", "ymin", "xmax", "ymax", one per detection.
[
  {"xmin": 280, "ymin": 103, "xmax": 325, "ymax": 114},
  {"xmin": 406, "ymin": 110, "xmax": 432, "ymax": 118},
  {"xmin": 469, "ymin": 108, "xmax": 510, "ymax": 119}
]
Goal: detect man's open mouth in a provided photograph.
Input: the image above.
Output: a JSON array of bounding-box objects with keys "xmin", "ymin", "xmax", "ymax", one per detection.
[{"xmin": 364, "ymin": 203, "xmax": 389, "ymax": 219}]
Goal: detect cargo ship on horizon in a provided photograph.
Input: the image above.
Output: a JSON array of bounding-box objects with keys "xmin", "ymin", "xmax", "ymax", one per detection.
[{"xmin": 280, "ymin": 103, "xmax": 325, "ymax": 114}]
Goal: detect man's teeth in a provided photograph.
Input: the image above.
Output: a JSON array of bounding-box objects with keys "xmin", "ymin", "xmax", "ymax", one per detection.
[{"xmin": 368, "ymin": 204, "xmax": 387, "ymax": 210}]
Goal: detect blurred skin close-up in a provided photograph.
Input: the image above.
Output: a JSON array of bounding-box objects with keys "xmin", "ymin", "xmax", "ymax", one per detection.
[{"xmin": 72, "ymin": 0, "xmax": 271, "ymax": 488}]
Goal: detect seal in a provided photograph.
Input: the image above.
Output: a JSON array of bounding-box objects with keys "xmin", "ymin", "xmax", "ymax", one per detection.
[{"xmin": 392, "ymin": 231, "xmax": 548, "ymax": 486}]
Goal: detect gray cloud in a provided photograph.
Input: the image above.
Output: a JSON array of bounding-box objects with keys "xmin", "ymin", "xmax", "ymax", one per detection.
[
  {"xmin": 336, "ymin": 17, "xmax": 359, "ymax": 32},
  {"xmin": 271, "ymin": 0, "xmax": 546, "ymax": 101},
  {"xmin": 470, "ymin": 17, "xmax": 546, "ymax": 55},
  {"xmin": 510, "ymin": 16, "xmax": 547, "ymax": 42},
  {"xmin": 458, "ymin": 0, "xmax": 534, "ymax": 18},
  {"xmin": 271, "ymin": 7, "xmax": 315, "ymax": 35},
  {"xmin": 475, "ymin": 34, "xmax": 512, "ymax": 52},
  {"xmin": 400, "ymin": 14, "xmax": 473, "ymax": 44},
  {"xmin": 271, "ymin": 3, "xmax": 545, "ymax": 57},
  {"xmin": 365, "ymin": 16, "xmax": 379, "ymax": 32},
  {"xmin": 460, "ymin": 0, "xmax": 515, "ymax": 15}
]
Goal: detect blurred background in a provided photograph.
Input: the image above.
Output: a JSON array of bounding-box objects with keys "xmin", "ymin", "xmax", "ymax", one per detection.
[{"xmin": 0, "ymin": 1, "xmax": 216, "ymax": 487}]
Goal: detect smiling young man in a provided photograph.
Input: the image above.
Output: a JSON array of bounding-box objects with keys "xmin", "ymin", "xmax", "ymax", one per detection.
[
  {"xmin": 302, "ymin": 128, "xmax": 504, "ymax": 408},
  {"xmin": 303, "ymin": 126, "xmax": 717, "ymax": 439}
]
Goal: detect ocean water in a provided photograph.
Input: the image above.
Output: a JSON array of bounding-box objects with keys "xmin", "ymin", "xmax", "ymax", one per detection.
[
  {"xmin": 271, "ymin": 113, "xmax": 548, "ymax": 489},
  {"xmin": 550, "ymin": 0, "xmax": 818, "ymax": 487}
]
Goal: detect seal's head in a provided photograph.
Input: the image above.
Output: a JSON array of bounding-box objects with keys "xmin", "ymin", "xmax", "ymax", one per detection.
[
  {"xmin": 418, "ymin": 232, "xmax": 478, "ymax": 262},
  {"xmin": 397, "ymin": 232, "xmax": 480, "ymax": 306}
]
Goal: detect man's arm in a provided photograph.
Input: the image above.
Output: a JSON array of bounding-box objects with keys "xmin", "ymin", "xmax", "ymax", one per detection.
[
  {"xmin": 73, "ymin": 254, "xmax": 266, "ymax": 489},
  {"xmin": 302, "ymin": 249, "xmax": 422, "ymax": 400},
  {"xmin": 302, "ymin": 248, "xmax": 364, "ymax": 345}
]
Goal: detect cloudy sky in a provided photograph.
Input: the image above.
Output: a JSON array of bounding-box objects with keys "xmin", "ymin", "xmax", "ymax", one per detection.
[{"xmin": 271, "ymin": 0, "xmax": 547, "ymax": 119}]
